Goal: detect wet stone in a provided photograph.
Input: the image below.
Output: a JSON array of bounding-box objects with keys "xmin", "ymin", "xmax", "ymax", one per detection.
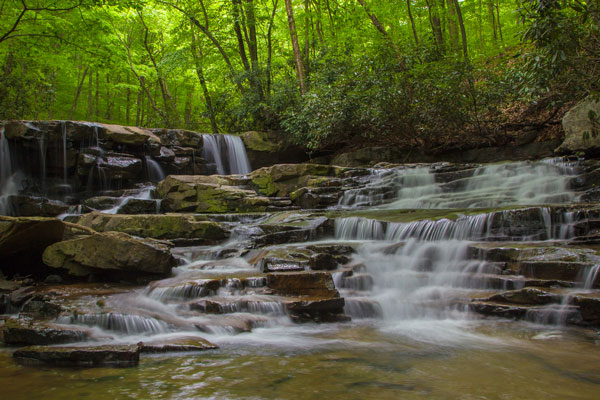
[
  {"xmin": 2, "ymin": 319, "xmax": 90, "ymax": 346},
  {"xmin": 139, "ymin": 336, "xmax": 218, "ymax": 353},
  {"xmin": 13, "ymin": 344, "xmax": 141, "ymax": 368}
]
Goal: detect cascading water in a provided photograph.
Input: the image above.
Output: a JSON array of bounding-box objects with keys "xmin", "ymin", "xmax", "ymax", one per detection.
[
  {"xmin": 0, "ymin": 128, "xmax": 17, "ymax": 215},
  {"xmin": 202, "ymin": 134, "xmax": 251, "ymax": 175},
  {"xmin": 145, "ymin": 156, "xmax": 166, "ymax": 182},
  {"xmin": 340, "ymin": 159, "xmax": 579, "ymax": 209}
]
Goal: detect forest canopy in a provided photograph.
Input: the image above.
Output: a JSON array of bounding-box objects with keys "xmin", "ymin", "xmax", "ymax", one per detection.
[{"xmin": 1, "ymin": 0, "xmax": 598, "ymax": 152}]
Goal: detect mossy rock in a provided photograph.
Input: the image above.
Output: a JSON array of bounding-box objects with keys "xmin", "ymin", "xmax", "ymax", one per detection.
[
  {"xmin": 42, "ymin": 231, "xmax": 176, "ymax": 280},
  {"xmin": 76, "ymin": 213, "xmax": 228, "ymax": 242},
  {"xmin": 250, "ymin": 164, "xmax": 347, "ymax": 197}
]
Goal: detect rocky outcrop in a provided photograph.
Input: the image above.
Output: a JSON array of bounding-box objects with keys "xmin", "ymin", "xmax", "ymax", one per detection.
[
  {"xmin": 42, "ymin": 231, "xmax": 176, "ymax": 281},
  {"xmin": 13, "ymin": 344, "xmax": 141, "ymax": 368},
  {"xmin": 557, "ymin": 96, "xmax": 600, "ymax": 154},
  {"xmin": 75, "ymin": 212, "xmax": 228, "ymax": 244},
  {"xmin": 250, "ymin": 164, "xmax": 349, "ymax": 197},
  {"xmin": 241, "ymin": 131, "xmax": 308, "ymax": 168},
  {"xmin": 156, "ymin": 175, "xmax": 271, "ymax": 213},
  {"xmin": 0, "ymin": 216, "xmax": 65, "ymax": 278},
  {"xmin": 139, "ymin": 336, "xmax": 218, "ymax": 353}
]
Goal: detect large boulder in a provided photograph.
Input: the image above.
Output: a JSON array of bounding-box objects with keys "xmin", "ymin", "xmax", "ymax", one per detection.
[
  {"xmin": 42, "ymin": 231, "xmax": 176, "ymax": 281},
  {"xmin": 241, "ymin": 131, "xmax": 308, "ymax": 168},
  {"xmin": 151, "ymin": 128, "xmax": 204, "ymax": 147},
  {"xmin": 76, "ymin": 213, "xmax": 228, "ymax": 244},
  {"xmin": 266, "ymin": 271, "xmax": 339, "ymax": 298},
  {"xmin": 557, "ymin": 96, "xmax": 600, "ymax": 154},
  {"xmin": 157, "ymin": 175, "xmax": 271, "ymax": 213},
  {"xmin": 0, "ymin": 216, "xmax": 65, "ymax": 278},
  {"xmin": 100, "ymin": 124, "xmax": 161, "ymax": 147},
  {"xmin": 3, "ymin": 319, "xmax": 90, "ymax": 345},
  {"xmin": 249, "ymin": 164, "xmax": 347, "ymax": 197}
]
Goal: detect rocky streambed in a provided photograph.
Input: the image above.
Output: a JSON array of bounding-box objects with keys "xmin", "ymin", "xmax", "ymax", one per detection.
[{"xmin": 1, "ymin": 121, "xmax": 600, "ymax": 398}]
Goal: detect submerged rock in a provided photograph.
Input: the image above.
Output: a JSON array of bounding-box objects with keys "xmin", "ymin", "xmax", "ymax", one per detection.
[
  {"xmin": 138, "ymin": 336, "xmax": 218, "ymax": 353},
  {"xmin": 266, "ymin": 272, "xmax": 339, "ymax": 298},
  {"xmin": 13, "ymin": 344, "xmax": 141, "ymax": 368},
  {"xmin": 42, "ymin": 231, "xmax": 176, "ymax": 281}
]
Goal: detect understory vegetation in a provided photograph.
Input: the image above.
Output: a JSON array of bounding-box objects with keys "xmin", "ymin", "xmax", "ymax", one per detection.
[{"xmin": 1, "ymin": 0, "xmax": 598, "ymax": 152}]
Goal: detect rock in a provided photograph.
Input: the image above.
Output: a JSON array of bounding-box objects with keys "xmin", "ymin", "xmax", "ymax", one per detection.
[
  {"xmin": 0, "ymin": 216, "xmax": 65, "ymax": 278},
  {"xmin": 308, "ymin": 253, "xmax": 338, "ymax": 271},
  {"xmin": 100, "ymin": 124, "xmax": 161, "ymax": 146},
  {"xmin": 266, "ymin": 272, "xmax": 339, "ymax": 298},
  {"xmin": 151, "ymin": 128, "xmax": 204, "ymax": 147},
  {"xmin": 484, "ymin": 288, "xmax": 562, "ymax": 305},
  {"xmin": 157, "ymin": 175, "xmax": 271, "ymax": 213},
  {"xmin": 42, "ymin": 231, "xmax": 176, "ymax": 281},
  {"xmin": 139, "ymin": 336, "xmax": 218, "ymax": 353},
  {"xmin": 76, "ymin": 213, "xmax": 228, "ymax": 244},
  {"xmin": 241, "ymin": 131, "xmax": 308, "ymax": 168},
  {"xmin": 572, "ymin": 295, "xmax": 600, "ymax": 326},
  {"xmin": 3, "ymin": 319, "xmax": 89, "ymax": 345},
  {"xmin": 557, "ymin": 96, "xmax": 600, "ymax": 154},
  {"xmin": 250, "ymin": 164, "xmax": 347, "ymax": 197},
  {"xmin": 4, "ymin": 195, "xmax": 70, "ymax": 217},
  {"xmin": 13, "ymin": 344, "xmax": 141, "ymax": 368}
]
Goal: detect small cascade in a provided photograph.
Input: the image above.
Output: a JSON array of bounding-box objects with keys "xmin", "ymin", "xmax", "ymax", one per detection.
[
  {"xmin": 145, "ymin": 156, "xmax": 166, "ymax": 182},
  {"xmin": 335, "ymin": 217, "xmax": 385, "ymax": 240},
  {"xmin": 202, "ymin": 134, "xmax": 251, "ymax": 175},
  {"xmin": 0, "ymin": 129, "xmax": 19, "ymax": 216},
  {"xmin": 579, "ymin": 264, "xmax": 600, "ymax": 289},
  {"xmin": 335, "ymin": 208, "xmax": 581, "ymax": 242},
  {"xmin": 58, "ymin": 312, "xmax": 170, "ymax": 335},
  {"xmin": 61, "ymin": 122, "xmax": 68, "ymax": 184}
]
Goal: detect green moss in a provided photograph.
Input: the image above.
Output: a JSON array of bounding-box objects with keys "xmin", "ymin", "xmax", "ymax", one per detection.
[{"xmin": 251, "ymin": 174, "xmax": 278, "ymax": 197}]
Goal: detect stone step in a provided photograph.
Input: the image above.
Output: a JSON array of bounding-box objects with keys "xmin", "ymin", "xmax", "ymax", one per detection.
[{"xmin": 13, "ymin": 344, "xmax": 142, "ymax": 368}]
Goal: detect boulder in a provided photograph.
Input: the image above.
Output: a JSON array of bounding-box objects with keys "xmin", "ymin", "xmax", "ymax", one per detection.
[
  {"xmin": 241, "ymin": 131, "xmax": 308, "ymax": 168},
  {"xmin": 100, "ymin": 124, "xmax": 161, "ymax": 146},
  {"xmin": 13, "ymin": 344, "xmax": 141, "ymax": 368},
  {"xmin": 250, "ymin": 164, "xmax": 348, "ymax": 197},
  {"xmin": 157, "ymin": 175, "xmax": 271, "ymax": 213},
  {"xmin": 557, "ymin": 96, "xmax": 600, "ymax": 154},
  {"xmin": 266, "ymin": 271, "xmax": 339, "ymax": 298},
  {"xmin": 3, "ymin": 319, "xmax": 89, "ymax": 345},
  {"xmin": 0, "ymin": 216, "xmax": 65, "ymax": 278},
  {"xmin": 3, "ymin": 195, "xmax": 70, "ymax": 217},
  {"xmin": 484, "ymin": 288, "xmax": 562, "ymax": 305},
  {"xmin": 151, "ymin": 128, "xmax": 204, "ymax": 148},
  {"xmin": 42, "ymin": 231, "xmax": 176, "ymax": 281},
  {"xmin": 76, "ymin": 213, "xmax": 228, "ymax": 244}
]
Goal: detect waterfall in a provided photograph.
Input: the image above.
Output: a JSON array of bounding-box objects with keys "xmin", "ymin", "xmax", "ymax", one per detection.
[
  {"xmin": 202, "ymin": 134, "xmax": 251, "ymax": 175},
  {"xmin": 0, "ymin": 128, "xmax": 18, "ymax": 216},
  {"xmin": 145, "ymin": 156, "xmax": 166, "ymax": 182}
]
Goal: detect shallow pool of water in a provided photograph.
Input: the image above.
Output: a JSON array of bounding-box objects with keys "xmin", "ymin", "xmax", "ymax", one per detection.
[{"xmin": 1, "ymin": 320, "xmax": 599, "ymax": 400}]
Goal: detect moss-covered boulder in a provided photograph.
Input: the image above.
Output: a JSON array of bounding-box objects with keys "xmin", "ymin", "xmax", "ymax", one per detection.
[
  {"xmin": 241, "ymin": 131, "xmax": 308, "ymax": 168},
  {"xmin": 250, "ymin": 164, "xmax": 348, "ymax": 197},
  {"xmin": 42, "ymin": 231, "xmax": 176, "ymax": 281},
  {"xmin": 3, "ymin": 319, "xmax": 90, "ymax": 346},
  {"xmin": 76, "ymin": 212, "xmax": 228, "ymax": 244},
  {"xmin": 156, "ymin": 175, "xmax": 271, "ymax": 213},
  {"xmin": 0, "ymin": 216, "xmax": 65, "ymax": 278},
  {"xmin": 557, "ymin": 96, "xmax": 600, "ymax": 154}
]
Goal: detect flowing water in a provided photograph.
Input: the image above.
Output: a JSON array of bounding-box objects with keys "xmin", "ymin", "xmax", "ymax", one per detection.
[
  {"xmin": 202, "ymin": 134, "xmax": 252, "ymax": 175},
  {"xmin": 2, "ymin": 157, "xmax": 600, "ymax": 398}
]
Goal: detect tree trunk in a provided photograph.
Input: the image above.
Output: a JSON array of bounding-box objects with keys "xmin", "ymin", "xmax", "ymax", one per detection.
[
  {"xmin": 191, "ymin": 27, "xmax": 219, "ymax": 133},
  {"xmin": 356, "ymin": 0, "xmax": 404, "ymax": 65},
  {"xmin": 406, "ymin": 0, "xmax": 420, "ymax": 50},
  {"xmin": 495, "ymin": 0, "xmax": 504, "ymax": 44},
  {"xmin": 427, "ymin": 0, "xmax": 444, "ymax": 53},
  {"xmin": 69, "ymin": 66, "xmax": 89, "ymax": 120},
  {"xmin": 452, "ymin": 0, "xmax": 468, "ymax": 60},
  {"xmin": 447, "ymin": 0, "xmax": 459, "ymax": 51},
  {"xmin": 86, "ymin": 70, "xmax": 93, "ymax": 120},
  {"xmin": 487, "ymin": 0, "xmax": 497, "ymax": 44},
  {"xmin": 284, "ymin": 0, "xmax": 307, "ymax": 94},
  {"xmin": 266, "ymin": 0, "xmax": 278, "ymax": 97}
]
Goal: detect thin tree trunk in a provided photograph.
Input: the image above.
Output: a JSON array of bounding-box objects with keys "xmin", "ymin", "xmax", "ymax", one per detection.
[
  {"xmin": 426, "ymin": 0, "xmax": 444, "ymax": 53},
  {"xmin": 453, "ymin": 0, "xmax": 468, "ymax": 60},
  {"xmin": 191, "ymin": 27, "xmax": 219, "ymax": 133},
  {"xmin": 86, "ymin": 70, "xmax": 93, "ymax": 120},
  {"xmin": 232, "ymin": 0, "xmax": 251, "ymax": 73},
  {"xmin": 126, "ymin": 71, "xmax": 131, "ymax": 125},
  {"xmin": 356, "ymin": 0, "xmax": 404, "ymax": 64},
  {"xmin": 304, "ymin": 0, "xmax": 310, "ymax": 87},
  {"xmin": 487, "ymin": 0, "xmax": 497, "ymax": 44},
  {"xmin": 266, "ymin": 0, "xmax": 278, "ymax": 97},
  {"xmin": 284, "ymin": 0, "xmax": 307, "ymax": 94},
  {"xmin": 406, "ymin": 0, "xmax": 421, "ymax": 63},
  {"xmin": 95, "ymin": 70, "xmax": 99, "ymax": 121},
  {"xmin": 495, "ymin": 0, "xmax": 504, "ymax": 44},
  {"xmin": 69, "ymin": 66, "xmax": 89, "ymax": 120}
]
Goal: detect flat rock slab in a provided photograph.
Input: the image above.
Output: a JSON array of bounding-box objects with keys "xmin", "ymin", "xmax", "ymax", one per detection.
[
  {"xmin": 3, "ymin": 319, "xmax": 90, "ymax": 346},
  {"xmin": 13, "ymin": 344, "xmax": 141, "ymax": 368},
  {"xmin": 266, "ymin": 271, "xmax": 339, "ymax": 297},
  {"xmin": 139, "ymin": 336, "xmax": 218, "ymax": 353}
]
